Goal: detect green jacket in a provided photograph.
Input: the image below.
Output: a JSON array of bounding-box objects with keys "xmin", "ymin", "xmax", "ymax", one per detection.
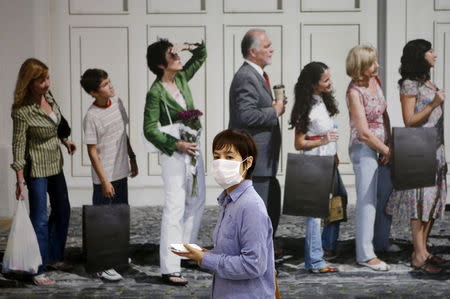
[{"xmin": 143, "ymin": 42, "xmax": 207, "ymax": 156}]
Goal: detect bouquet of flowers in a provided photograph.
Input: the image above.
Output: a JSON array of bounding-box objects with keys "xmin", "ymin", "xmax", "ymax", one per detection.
[{"xmin": 177, "ymin": 109, "xmax": 203, "ymax": 196}]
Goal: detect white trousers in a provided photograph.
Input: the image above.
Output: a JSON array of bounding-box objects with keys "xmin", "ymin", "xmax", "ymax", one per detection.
[{"xmin": 159, "ymin": 151, "xmax": 205, "ymax": 274}]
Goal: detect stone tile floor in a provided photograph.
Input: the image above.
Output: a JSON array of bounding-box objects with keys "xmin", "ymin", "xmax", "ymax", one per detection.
[{"xmin": 0, "ymin": 205, "xmax": 450, "ymax": 298}]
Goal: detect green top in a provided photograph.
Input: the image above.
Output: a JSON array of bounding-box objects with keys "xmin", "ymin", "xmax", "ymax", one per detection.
[
  {"xmin": 11, "ymin": 93, "xmax": 64, "ymax": 177},
  {"xmin": 143, "ymin": 42, "xmax": 207, "ymax": 156}
]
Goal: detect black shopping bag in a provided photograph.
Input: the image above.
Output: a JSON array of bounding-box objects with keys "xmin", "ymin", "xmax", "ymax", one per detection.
[
  {"xmin": 391, "ymin": 128, "xmax": 437, "ymax": 190},
  {"xmin": 391, "ymin": 127, "xmax": 438, "ymax": 190},
  {"xmin": 82, "ymin": 204, "xmax": 130, "ymax": 273},
  {"xmin": 283, "ymin": 153, "xmax": 334, "ymax": 218}
]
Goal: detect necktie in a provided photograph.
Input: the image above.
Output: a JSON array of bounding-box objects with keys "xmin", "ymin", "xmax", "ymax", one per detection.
[{"xmin": 263, "ymin": 72, "xmax": 271, "ymax": 90}]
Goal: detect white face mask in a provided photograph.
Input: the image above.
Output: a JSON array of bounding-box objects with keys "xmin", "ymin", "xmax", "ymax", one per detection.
[{"xmin": 211, "ymin": 158, "xmax": 248, "ymax": 189}]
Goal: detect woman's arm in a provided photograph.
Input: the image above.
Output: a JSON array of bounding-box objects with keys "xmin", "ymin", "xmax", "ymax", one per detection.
[
  {"xmin": 401, "ymin": 90, "xmax": 445, "ymax": 127},
  {"xmin": 11, "ymin": 111, "xmax": 28, "ymax": 200},
  {"xmin": 180, "ymin": 41, "xmax": 207, "ymax": 82},
  {"xmin": 143, "ymin": 88, "xmax": 179, "ymax": 156},
  {"xmin": 294, "ymin": 131, "xmax": 337, "ymax": 151}
]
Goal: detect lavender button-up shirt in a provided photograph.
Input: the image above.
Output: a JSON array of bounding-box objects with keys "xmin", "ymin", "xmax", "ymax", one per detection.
[{"xmin": 201, "ymin": 180, "xmax": 275, "ymax": 299}]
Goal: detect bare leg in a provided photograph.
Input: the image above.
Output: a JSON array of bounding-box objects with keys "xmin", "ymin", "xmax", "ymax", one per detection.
[
  {"xmin": 410, "ymin": 219, "xmax": 441, "ymax": 273},
  {"xmin": 423, "ymin": 219, "xmax": 434, "ymax": 255}
]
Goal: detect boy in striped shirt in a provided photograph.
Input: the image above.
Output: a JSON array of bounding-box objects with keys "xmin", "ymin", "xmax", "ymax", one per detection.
[{"xmin": 81, "ymin": 69, "xmax": 138, "ymax": 281}]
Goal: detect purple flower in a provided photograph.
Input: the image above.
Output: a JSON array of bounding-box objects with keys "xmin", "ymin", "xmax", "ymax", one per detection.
[{"xmin": 177, "ymin": 109, "xmax": 203, "ymax": 130}]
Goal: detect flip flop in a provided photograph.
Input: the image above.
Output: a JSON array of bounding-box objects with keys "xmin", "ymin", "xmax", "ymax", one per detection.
[
  {"xmin": 161, "ymin": 272, "xmax": 188, "ymax": 286},
  {"xmin": 309, "ymin": 266, "xmax": 339, "ymax": 274},
  {"xmin": 358, "ymin": 261, "xmax": 390, "ymax": 271},
  {"xmin": 33, "ymin": 274, "xmax": 56, "ymax": 285}
]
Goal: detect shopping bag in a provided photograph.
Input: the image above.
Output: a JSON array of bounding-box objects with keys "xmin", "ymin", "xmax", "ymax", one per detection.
[
  {"xmin": 82, "ymin": 204, "xmax": 130, "ymax": 273},
  {"xmin": 391, "ymin": 127, "xmax": 438, "ymax": 190},
  {"xmin": 2, "ymin": 200, "xmax": 42, "ymax": 274},
  {"xmin": 283, "ymin": 153, "xmax": 334, "ymax": 218}
]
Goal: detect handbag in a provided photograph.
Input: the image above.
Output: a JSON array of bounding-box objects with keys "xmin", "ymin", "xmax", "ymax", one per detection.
[
  {"xmin": 142, "ymin": 99, "xmax": 180, "ymax": 153},
  {"xmin": 283, "ymin": 153, "xmax": 334, "ymax": 218},
  {"xmin": 57, "ymin": 115, "xmax": 71, "ymax": 139},
  {"xmin": 48, "ymin": 91, "xmax": 71, "ymax": 139},
  {"xmin": 324, "ymin": 168, "xmax": 347, "ymax": 225},
  {"xmin": 82, "ymin": 204, "xmax": 130, "ymax": 273},
  {"xmin": 391, "ymin": 127, "xmax": 438, "ymax": 190}
]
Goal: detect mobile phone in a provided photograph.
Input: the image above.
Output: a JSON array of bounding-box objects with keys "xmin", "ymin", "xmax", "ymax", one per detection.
[{"xmin": 169, "ymin": 243, "xmax": 202, "ymax": 253}]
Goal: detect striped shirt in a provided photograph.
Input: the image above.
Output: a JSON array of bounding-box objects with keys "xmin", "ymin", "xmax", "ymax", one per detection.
[
  {"xmin": 11, "ymin": 93, "xmax": 64, "ymax": 178},
  {"xmin": 83, "ymin": 98, "xmax": 130, "ymax": 184}
]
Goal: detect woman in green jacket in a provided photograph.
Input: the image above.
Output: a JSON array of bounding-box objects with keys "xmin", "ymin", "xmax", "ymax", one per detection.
[{"xmin": 144, "ymin": 39, "xmax": 206, "ymax": 285}]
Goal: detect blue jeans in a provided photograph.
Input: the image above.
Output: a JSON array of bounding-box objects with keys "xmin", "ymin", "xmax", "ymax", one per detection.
[
  {"xmin": 26, "ymin": 172, "xmax": 71, "ymax": 274},
  {"xmin": 92, "ymin": 177, "xmax": 128, "ymax": 205},
  {"xmin": 305, "ymin": 218, "xmax": 340, "ymax": 270}
]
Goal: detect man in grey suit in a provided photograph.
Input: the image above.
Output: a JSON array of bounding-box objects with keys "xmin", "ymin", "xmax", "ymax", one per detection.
[{"xmin": 228, "ymin": 29, "xmax": 285, "ymax": 234}]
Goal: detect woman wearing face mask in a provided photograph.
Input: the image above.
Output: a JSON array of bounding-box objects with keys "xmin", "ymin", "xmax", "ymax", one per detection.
[
  {"xmin": 346, "ymin": 45, "xmax": 393, "ymax": 271},
  {"xmin": 290, "ymin": 61, "xmax": 343, "ymax": 273},
  {"xmin": 173, "ymin": 129, "xmax": 276, "ymax": 299},
  {"xmin": 11, "ymin": 58, "xmax": 76, "ymax": 285},
  {"xmin": 386, "ymin": 39, "xmax": 446, "ymax": 274}
]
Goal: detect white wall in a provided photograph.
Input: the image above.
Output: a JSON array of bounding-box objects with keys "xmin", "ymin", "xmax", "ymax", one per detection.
[{"xmin": 0, "ymin": 0, "xmax": 50, "ymax": 217}]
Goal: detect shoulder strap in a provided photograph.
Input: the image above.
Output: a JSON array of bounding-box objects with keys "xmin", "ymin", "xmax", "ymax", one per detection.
[
  {"xmin": 375, "ymin": 76, "xmax": 382, "ymax": 88},
  {"xmin": 162, "ymin": 99, "xmax": 173, "ymax": 125}
]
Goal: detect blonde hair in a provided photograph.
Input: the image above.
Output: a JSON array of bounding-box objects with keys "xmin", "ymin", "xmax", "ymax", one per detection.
[
  {"xmin": 345, "ymin": 45, "xmax": 377, "ymax": 81},
  {"xmin": 12, "ymin": 58, "xmax": 49, "ymax": 110}
]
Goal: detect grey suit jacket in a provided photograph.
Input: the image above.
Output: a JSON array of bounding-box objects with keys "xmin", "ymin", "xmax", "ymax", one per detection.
[{"xmin": 228, "ymin": 62, "xmax": 281, "ymax": 177}]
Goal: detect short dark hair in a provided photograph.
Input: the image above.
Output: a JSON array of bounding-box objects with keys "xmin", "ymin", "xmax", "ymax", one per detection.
[
  {"xmin": 212, "ymin": 129, "xmax": 257, "ymax": 179},
  {"xmin": 146, "ymin": 38, "xmax": 173, "ymax": 79},
  {"xmin": 241, "ymin": 29, "xmax": 263, "ymax": 58},
  {"xmin": 399, "ymin": 39, "xmax": 432, "ymax": 86},
  {"xmin": 80, "ymin": 68, "xmax": 108, "ymax": 93}
]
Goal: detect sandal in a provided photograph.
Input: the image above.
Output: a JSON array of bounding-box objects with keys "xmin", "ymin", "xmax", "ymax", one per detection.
[
  {"xmin": 412, "ymin": 260, "xmax": 443, "ymax": 275},
  {"xmin": 309, "ymin": 266, "xmax": 339, "ymax": 274},
  {"xmin": 427, "ymin": 255, "xmax": 449, "ymax": 266},
  {"xmin": 33, "ymin": 274, "xmax": 56, "ymax": 285},
  {"xmin": 161, "ymin": 272, "xmax": 188, "ymax": 286}
]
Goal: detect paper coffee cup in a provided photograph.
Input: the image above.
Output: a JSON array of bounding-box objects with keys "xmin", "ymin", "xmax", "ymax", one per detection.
[{"xmin": 273, "ymin": 84, "xmax": 285, "ymax": 101}]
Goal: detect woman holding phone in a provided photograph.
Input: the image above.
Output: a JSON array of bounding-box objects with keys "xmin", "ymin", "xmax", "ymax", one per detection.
[{"xmin": 173, "ymin": 129, "xmax": 276, "ymax": 298}]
